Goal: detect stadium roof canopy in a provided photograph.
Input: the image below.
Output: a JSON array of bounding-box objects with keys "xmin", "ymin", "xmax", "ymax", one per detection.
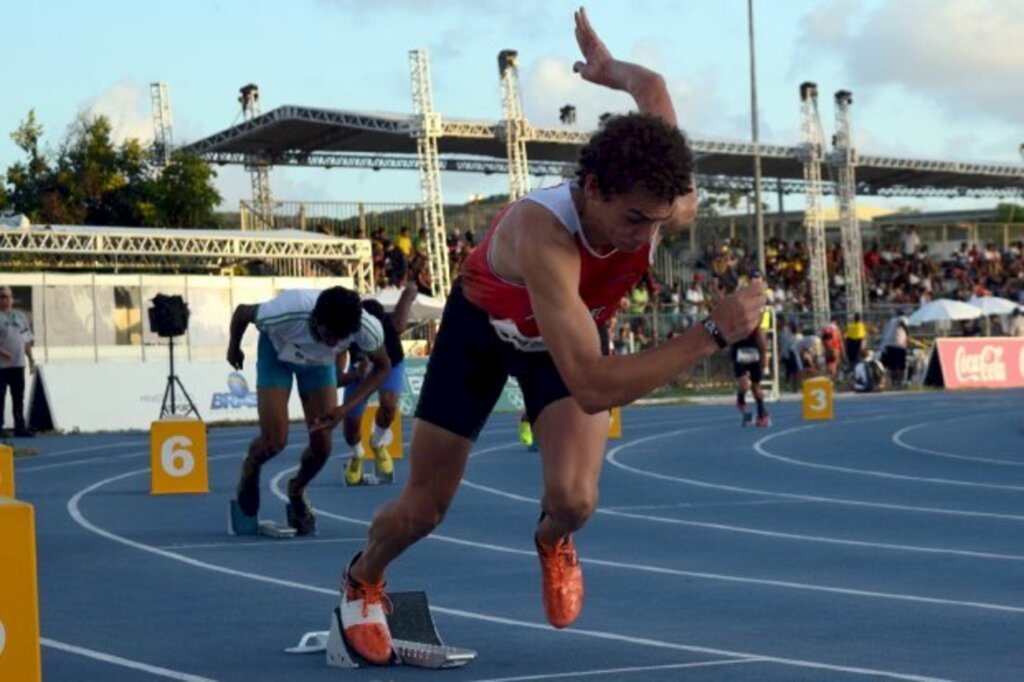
[{"xmin": 182, "ymin": 105, "xmax": 1024, "ymax": 199}]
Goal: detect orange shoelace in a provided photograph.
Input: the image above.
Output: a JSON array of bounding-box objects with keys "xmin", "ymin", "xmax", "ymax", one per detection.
[
  {"xmin": 354, "ymin": 581, "xmax": 394, "ymax": 618},
  {"xmin": 547, "ymin": 538, "xmax": 578, "ymax": 579}
]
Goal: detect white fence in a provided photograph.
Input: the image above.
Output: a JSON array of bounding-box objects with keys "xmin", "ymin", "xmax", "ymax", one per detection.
[{"xmin": 2, "ymin": 272, "xmax": 355, "ymax": 364}]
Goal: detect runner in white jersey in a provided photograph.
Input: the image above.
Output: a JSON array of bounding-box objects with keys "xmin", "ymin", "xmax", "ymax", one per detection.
[{"xmin": 226, "ymin": 286, "xmax": 391, "ymax": 534}]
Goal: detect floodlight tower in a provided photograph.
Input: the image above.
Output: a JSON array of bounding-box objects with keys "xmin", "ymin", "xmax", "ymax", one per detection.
[
  {"xmin": 409, "ymin": 49, "xmax": 451, "ymax": 298},
  {"xmin": 239, "ymin": 84, "xmax": 274, "ymax": 230},
  {"xmin": 497, "ymin": 50, "xmax": 531, "ymax": 201},
  {"xmin": 150, "ymin": 82, "xmax": 174, "ymax": 168},
  {"xmin": 830, "ymin": 90, "xmax": 864, "ymax": 317},
  {"xmin": 797, "ymin": 82, "xmax": 831, "ymax": 331}
]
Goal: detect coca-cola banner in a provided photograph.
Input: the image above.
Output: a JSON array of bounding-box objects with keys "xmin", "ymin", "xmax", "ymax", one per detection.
[{"xmin": 934, "ymin": 337, "xmax": 1024, "ymax": 390}]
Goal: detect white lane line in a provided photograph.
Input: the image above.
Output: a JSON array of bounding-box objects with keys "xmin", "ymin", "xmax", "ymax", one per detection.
[
  {"xmin": 465, "ymin": 657, "xmax": 765, "ymax": 681},
  {"xmin": 754, "ymin": 422, "xmax": 1024, "ymax": 492},
  {"xmin": 18, "ymin": 434, "xmax": 254, "ymax": 473},
  {"xmin": 41, "ymin": 637, "xmax": 217, "ymax": 681},
  {"xmin": 601, "ymin": 498, "xmax": 819, "ymax": 511},
  {"xmin": 606, "ymin": 426, "xmax": 1024, "ymax": 523},
  {"xmin": 599, "ymin": 507, "xmax": 1024, "ymax": 562},
  {"xmin": 159, "ymin": 537, "xmax": 364, "ymax": 550},
  {"xmin": 269, "ymin": 463, "xmax": 1024, "ymax": 614},
  {"xmin": 463, "ymin": 472, "xmax": 1024, "ymax": 561},
  {"xmin": 67, "ymin": 463, "xmax": 956, "ymax": 682},
  {"xmin": 892, "ymin": 421, "xmax": 1024, "ymax": 466}
]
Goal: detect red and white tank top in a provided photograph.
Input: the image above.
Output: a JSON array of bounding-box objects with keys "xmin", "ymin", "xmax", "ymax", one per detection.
[{"xmin": 461, "ymin": 182, "xmax": 652, "ymax": 351}]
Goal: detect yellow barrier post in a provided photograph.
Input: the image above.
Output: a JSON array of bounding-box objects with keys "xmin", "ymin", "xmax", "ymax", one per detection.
[
  {"xmin": 359, "ymin": 406, "xmax": 403, "ymax": 460},
  {"xmin": 802, "ymin": 376, "xmax": 835, "ymax": 421},
  {"xmin": 150, "ymin": 419, "xmax": 209, "ymax": 494},
  {"xmin": 0, "ymin": 445, "xmax": 13, "ymax": 498},
  {"xmin": 608, "ymin": 407, "xmax": 622, "ymax": 439},
  {"xmin": 0, "ymin": 497, "xmax": 42, "ymax": 682}
]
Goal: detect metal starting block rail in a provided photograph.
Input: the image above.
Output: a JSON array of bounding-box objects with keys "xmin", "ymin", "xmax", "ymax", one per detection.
[{"xmin": 286, "ymin": 591, "xmax": 477, "ymax": 669}]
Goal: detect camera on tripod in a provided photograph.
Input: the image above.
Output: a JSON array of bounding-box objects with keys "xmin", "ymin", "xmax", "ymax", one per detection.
[
  {"xmin": 148, "ymin": 294, "xmax": 190, "ymax": 338},
  {"xmin": 148, "ymin": 294, "xmax": 200, "ymax": 420}
]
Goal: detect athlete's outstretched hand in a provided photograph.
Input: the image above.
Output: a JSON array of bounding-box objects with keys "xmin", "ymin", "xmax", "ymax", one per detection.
[
  {"xmin": 573, "ymin": 7, "xmax": 619, "ymax": 89},
  {"xmin": 308, "ymin": 407, "xmax": 344, "ymax": 434},
  {"xmin": 708, "ymin": 279, "xmax": 766, "ymax": 344}
]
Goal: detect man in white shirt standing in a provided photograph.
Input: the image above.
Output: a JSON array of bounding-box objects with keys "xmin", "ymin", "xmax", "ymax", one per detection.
[
  {"xmin": 226, "ymin": 286, "xmax": 391, "ymax": 535},
  {"xmin": 0, "ymin": 286, "xmax": 36, "ymax": 438}
]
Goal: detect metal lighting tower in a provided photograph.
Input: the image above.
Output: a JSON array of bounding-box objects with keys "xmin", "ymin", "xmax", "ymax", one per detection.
[
  {"xmin": 239, "ymin": 84, "xmax": 274, "ymax": 230},
  {"xmin": 497, "ymin": 50, "xmax": 531, "ymax": 201},
  {"xmin": 797, "ymin": 82, "xmax": 831, "ymax": 331},
  {"xmin": 747, "ymin": 0, "xmax": 766, "ymax": 276},
  {"xmin": 409, "ymin": 49, "xmax": 452, "ymax": 298},
  {"xmin": 831, "ymin": 90, "xmax": 864, "ymax": 317},
  {"xmin": 150, "ymin": 82, "xmax": 174, "ymax": 168}
]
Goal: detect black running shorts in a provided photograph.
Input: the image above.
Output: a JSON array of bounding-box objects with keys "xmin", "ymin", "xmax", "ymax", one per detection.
[
  {"xmin": 415, "ymin": 280, "xmax": 574, "ymax": 441},
  {"xmin": 733, "ymin": 361, "xmax": 764, "ymax": 383}
]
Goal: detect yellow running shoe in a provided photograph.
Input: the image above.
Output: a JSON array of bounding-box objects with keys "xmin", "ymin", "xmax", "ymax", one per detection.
[
  {"xmin": 344, "ymin": 455, "xmax": 364, "ymax": 486},
  {"xmin": 518, "ymin": 420, "xmax": 534, "ymax": 448},
  {"xmin": 372, "ymin": 445, "xmax": 394, "ymax": 484}
]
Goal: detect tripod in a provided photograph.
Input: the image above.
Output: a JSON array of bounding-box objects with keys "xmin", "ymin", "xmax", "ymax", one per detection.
[{"xmin": 160, "ymin": 335, "xmax": 201, "ymax": 420}]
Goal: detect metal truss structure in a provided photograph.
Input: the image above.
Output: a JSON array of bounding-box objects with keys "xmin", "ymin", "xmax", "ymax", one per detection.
[
  {"xmin": 239, "ymin": 84, "xmax": 274, "ymax": 229},
  {"xmin": 798, "ymin": 82, "xmax": 831, "ymax": 331},
  {"xmin": 174, "ymin": 66, "xmax": 1022, "ymax": 303},
  {"xmin": 497, "ymin": 50, "xmax": 531, "ymax": 200},
  {"xmin": 830, "ymin": 90, "xmax": 864, "ymax": 317},
  {"xmin": 0, "ymin": 228, "xmax": 374, "ymax": 292},
  {"xmin": 409, "ymin": 49, "xmax": 452, "ymax": 298},
  {"xmin": 150, "ymin": 82, "xmax": 173, "ymax": 168}
]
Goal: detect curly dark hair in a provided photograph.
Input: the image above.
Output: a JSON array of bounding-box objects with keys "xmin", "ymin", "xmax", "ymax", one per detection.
[
  {"xmin": 576, "ymin": 113, "xmax": 694, "ymax": 201},
  {"xmin": 313, "ymin": 286, "xmax": 363, "ymax": 339}
]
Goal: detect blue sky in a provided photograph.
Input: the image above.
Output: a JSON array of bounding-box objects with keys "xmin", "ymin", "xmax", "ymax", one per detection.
[{"xmin": 3, "ymin": 0, "xmax": 1021, "ymax": 214}]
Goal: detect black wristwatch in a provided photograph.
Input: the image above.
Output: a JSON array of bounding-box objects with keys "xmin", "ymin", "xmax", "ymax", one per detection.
[{"xmin": 701, "ymin": 317, "xmax": 729, "ymax": 349}]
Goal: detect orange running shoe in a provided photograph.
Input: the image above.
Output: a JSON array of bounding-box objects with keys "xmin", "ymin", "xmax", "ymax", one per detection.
[
  {"xmin": 536, "ymin": 535, "xmax": 584, "ymax": 629},
  {"xmin": 339, "ymin": 557, "xmax": 394, "ymax": 665}
]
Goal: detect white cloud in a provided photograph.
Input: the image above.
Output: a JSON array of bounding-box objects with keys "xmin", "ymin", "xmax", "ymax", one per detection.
[
  {"xmin": 81, "ymin": 80, "xmax": 154, "ymax": 144},
  {"xmin": 796, "ymin": 0, "xmax": 1024, "ymax": 125}
]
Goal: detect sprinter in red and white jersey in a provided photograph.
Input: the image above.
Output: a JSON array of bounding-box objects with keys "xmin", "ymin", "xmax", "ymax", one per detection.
[{"xmin": 337, "ymin": 8, "xmax": 766, "ymax": 664}]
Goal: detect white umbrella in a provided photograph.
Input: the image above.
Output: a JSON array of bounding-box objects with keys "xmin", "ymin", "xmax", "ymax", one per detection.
[
  {"xmin": 968, "ymin": 296, "xmax": 1020, "ymax": 316},
  {"xmin": 369, "ymin": 286, "xmax": 445, "ymax": 321},
  {"xmin": 907, "ymin": 299, "xmax": 982, "ymax": 325}
]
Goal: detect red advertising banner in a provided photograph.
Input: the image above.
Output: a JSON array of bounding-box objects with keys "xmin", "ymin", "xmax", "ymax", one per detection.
[{"xmin": 934, "ymin": 337, "xmax": 1024, "ymax": 390}]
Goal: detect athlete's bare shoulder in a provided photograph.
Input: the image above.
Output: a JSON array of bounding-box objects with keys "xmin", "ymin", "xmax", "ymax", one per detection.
[{"xmin": 491, "ymin": 198, "xmax": 578, "ymax": 282}]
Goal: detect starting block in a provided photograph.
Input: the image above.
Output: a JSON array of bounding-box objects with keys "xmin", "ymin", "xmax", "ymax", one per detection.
[
  {"xmin": 287, "ymin": 591, "xmax": 476, "ymax": 669},
  {"xmin": 227, "ymin": 500, "xmax": 297, "ymax": 539}
]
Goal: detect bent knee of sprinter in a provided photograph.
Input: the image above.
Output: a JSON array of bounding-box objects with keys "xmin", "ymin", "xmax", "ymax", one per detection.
[{"xmin": 542, "ymin": 489, "xmax": 597, "ymax": 531}]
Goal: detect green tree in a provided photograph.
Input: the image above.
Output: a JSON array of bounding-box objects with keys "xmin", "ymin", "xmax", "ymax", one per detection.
[
  {"xmin": 995, "ymin": 203, "xmax": 1024, "ymax": 223},
  {"xmin": 5, "ymin": 110, "xmax": 52, "ymax": 221},
  {"xmin": 154, "ymin": 151, "xmax": 221, "ymax": 227},
  {"xmin": 4, "ymin": 110, "xmax": 222, "ymax": 228}
]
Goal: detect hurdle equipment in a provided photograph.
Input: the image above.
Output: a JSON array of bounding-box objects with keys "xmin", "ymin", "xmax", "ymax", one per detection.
[
  {"xmin": 287, "ymin": 591, "xmax": 476, "ymax": 669},
  {"xmin": 150, "ymin": 419, "xmax": 208, "ymax": 494},
  {"xmin": 802, "ymin": 376, "xmax": 834, "ymax": 421},
  {"xmin": 0, "ymin": 444, "xmax": 14, "ymax": 497},
  {"xmin": 227, "ymin": 499, "xmax": 297, "ymax": 539},
  {"xmin": 0, "ymin": 497, "xmax": 42, "ymax": 682}
]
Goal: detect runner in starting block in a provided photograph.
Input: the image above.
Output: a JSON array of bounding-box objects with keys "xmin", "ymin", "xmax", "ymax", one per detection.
[
  {"xmin": 226, "ymin": 286, "xmax": 391, "ymax": 537},
  {"xmin": 333, "ymin": 9, "xmax": 764, "ymax": 666},
  {"xmin": 339, "ymin": 282, "xmax": 417, "ymax": 486}
]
